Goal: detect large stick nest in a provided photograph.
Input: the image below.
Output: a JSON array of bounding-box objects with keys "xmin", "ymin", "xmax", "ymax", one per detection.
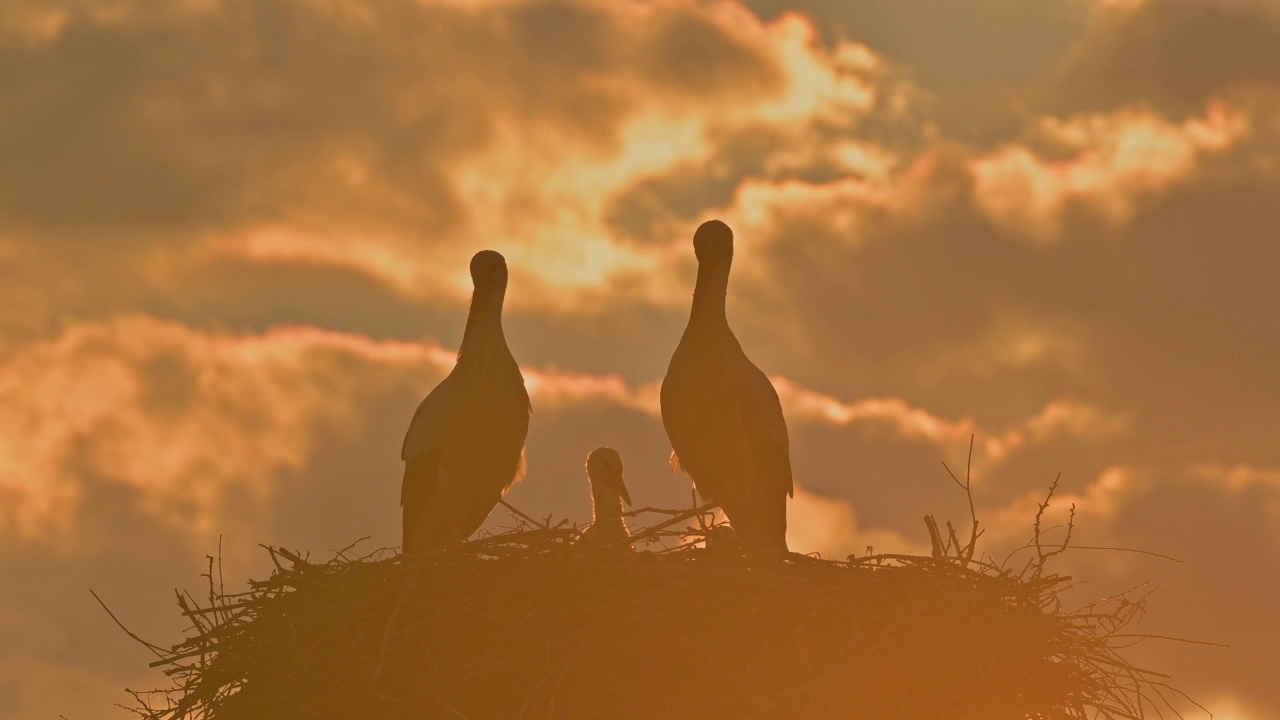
[{"xmin": 118, "ymin": 491, "xmax": 1195, "ymax": 720}]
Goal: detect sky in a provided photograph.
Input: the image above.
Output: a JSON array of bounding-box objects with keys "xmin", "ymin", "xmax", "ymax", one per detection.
[{"xmin": 1, "ymin": 0, "xmax": 1278, "ymax": 717}]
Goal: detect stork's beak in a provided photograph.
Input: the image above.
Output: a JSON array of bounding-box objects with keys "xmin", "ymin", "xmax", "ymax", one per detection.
[{"xmin": 614, "ymin": 473, "xmax": 632, "ymax": 507}]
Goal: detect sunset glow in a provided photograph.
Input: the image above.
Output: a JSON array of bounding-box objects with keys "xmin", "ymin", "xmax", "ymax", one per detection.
[{"xmin": 2, "ymin": 0, "xmax": 1277, "ymax": 717}]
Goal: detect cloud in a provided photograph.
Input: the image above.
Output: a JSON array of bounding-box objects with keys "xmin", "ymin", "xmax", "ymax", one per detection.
[
  {"xmin": 0, "ymin": 311, "xmax": 1134, "ymax": 549},
  {"xmin": 1047, "ymin": 0, "xmax": 1280, "ymax": 116},
  {"xmin": 0, "ymin": 659, "xmax": 130, "ymax": 720},
  {"xmin": 913, "ymin": 312, "xmax": 1091, "ymax": 384},
  {"xmin": 1190, "ymin": 462, "xmax": 1280, "ymax": 492},
  {"xmin": 702, "ymin": 94, "xmax": 1279, "ymax": 478},
  {"xmin": 971, "ymin": 101, "xmax": 1249, "ymax": 241},
  {"xmin": 773, "ymin": 375, "xmax": 1130, "ymax": 472},
  {"xmin": 0, "ymin": 316, "xmax": 449, "ymax": 541},
  {"xmin": 743, "ymin": 0, "xmax": 1091, "ymax": 103},
  {"xmin": 1199, "ymin": 694, "xmax": 1279, "ymax": 720},
  {"xmin": 961, "ymin": 459, "xmax": 1280, "ymax": 713},
  {"xmin": 1187, "ymin": 463, "xmax": 1280, "ymax": 539},
  {"xmin": 3, "ymin": 0, "xmax": 1280, "ymax": 716},
  {"xmin": 0, "ymin": 315, "xmax": 687, "ymax": 544},
  {"xmin": 1097, "ymin": 469, "xmax": 1280, "ymax": 710},
  {"xmin": 976, "ymin": 465, "xmax": 1149, "ymax": 553},
  {"xmin": 0, "ymin": 0, "xmax": 924, "ymax": 321},
  {"xmin": 524, "ymin": 367, "xmax": 658, "ymax": 415},
  {"xmin": 786, "ymin": 484, "xmax": 912, "ymax": 558}
]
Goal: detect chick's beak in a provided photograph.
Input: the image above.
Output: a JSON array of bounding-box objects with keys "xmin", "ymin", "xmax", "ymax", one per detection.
[{"xmin": 615, "ymin": 473, "xmax": 632, "ymax": 507}]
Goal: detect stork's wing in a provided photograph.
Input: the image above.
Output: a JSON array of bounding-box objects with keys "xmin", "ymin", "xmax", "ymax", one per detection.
[
  {"xmin": 494, "ymin": 369, "xmax": 532, "ymax": 493},
  {"xmin": 442, "ymin": 358, "xmax": 530, "ymax": 496},
  {"xmin": 738, "ymin": 362, "xmax": 794, "ymax": 498},
  {"xmin": 402, "ymin": 374, "xmax": 455, "ymax": 462}
]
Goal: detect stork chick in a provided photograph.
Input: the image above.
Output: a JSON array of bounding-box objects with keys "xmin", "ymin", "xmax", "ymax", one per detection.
[
  {"xmin": 660, "ymin": 220, "xmax": 794, "ymax": 553},
  {"xmin": 575, "ymin": 447, "xmax": 633, "ymax": 549},
  {"xmin": 400, "ymin": 250, "xmax": 531, "ymax": 554}
]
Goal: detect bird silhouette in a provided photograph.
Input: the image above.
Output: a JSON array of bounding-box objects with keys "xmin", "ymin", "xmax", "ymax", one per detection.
[
  {"xmin": 660, "ymin": 220, "xmax": 793, "ymax": 553},
  {"xmin": 400, "ymin": 250, "xmax": 531, "ymax": 553},
  {"xmin": 575, "ymin": 447, "xmax": 633, "ymax": 549}
]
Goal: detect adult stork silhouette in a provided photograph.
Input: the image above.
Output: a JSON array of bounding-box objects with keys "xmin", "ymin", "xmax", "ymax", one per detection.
[
  {"xmin": 574, "ymin": 446, "xmax": 633, "ymax": 549},
  {"xmin": 661, "ymin": 220, "xmax": 793, "ymax": 553},
  {"xmin": 400, "ymin": 250, "xmax": 531, "ymax": 553}
]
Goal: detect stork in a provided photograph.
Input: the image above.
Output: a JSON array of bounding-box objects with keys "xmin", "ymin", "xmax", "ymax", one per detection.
[
  {"xmin": 575, "ymin": 447, "xmax": 633, "ymax": 549},
  {"xmin": 400, "ymin": 250, "xmax": 531, "ymax": 554},
  {"xmin": 660, "ymin": 220, "xmax": 793, "ymax": 553}
]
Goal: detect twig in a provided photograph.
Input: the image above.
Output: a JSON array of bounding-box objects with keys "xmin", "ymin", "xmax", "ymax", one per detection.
[
  {"xmin": 621, "ymin": 505, "xmax": 700, "ymax": 518},
  {"xmin": 1031, "ymin": 474, "xmax": 1074, "ymax": 578},
  {"xmin": 499, "ymin": 499, "xmax": 546, "ymax": 529},
  {"xmin": 1107, "ymin": 634, "xmax": 1228, "ymax": 648},
  {"xmin": 629, "ymin": 502, "xmax": 720, "ymax": 544},
  {"xmin": 331, "ymin": 536, "xmax": 372, "ymax": 561},
  {"xmin": 940, "ymin": 435, "xmax": 981, "ymax": 561},
  {"xmin": 90, "ymin": 590, "xmax": 170, "ymax": 660},
  {"xmin": 924, "ymin": 515, "xmax": 945, "ymax": 558},
  {"xmin": 1006, "ymin": 543, "xmax": 1182, "ymax": 564},
  {"xmin": 216, "ymin": 536, "xmax": 226, "ymax": 625}
]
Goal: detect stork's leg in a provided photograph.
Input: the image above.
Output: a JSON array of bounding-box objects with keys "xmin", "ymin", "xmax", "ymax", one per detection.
[{"xmin": 725, "ymin": 491, "xmax": 789, "ymax": 554}]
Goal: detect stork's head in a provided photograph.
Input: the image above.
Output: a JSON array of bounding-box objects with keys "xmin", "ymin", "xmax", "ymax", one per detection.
[
  {"xmin": 470, "ymin": 250, "xmax": 508, "ymax": 290},
  {"xmin": 693, "ymin": 219, "xmax": 733, "ymax": 266},
  {"xmin": 586, "ymin": 446, "xmax": 631, "ymax": 506}
]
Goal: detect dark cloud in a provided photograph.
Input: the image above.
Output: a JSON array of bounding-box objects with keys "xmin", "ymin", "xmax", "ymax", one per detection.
[
  {"xmin": 0, "ymin": 0, "xmax": 501, "ymax": 237},
  {"xmin": 790, "ymin": 421, "xmax": 970, "ymax": 535},
  {"xmin": 744, "ymin": 141, "xmax": 1280, "ymax": 472},
  {"xmin": 0, "ymin": 475, "xmax": 219, "ymax": 719},
  {"xmin": 740, "ymin": 0, "xmax": 1090, "ymax": 143},
  {"xmin": 506, "ymin": 303, "xmax": 685, "ymax": 383},
  {"xmin": 748, "ymin": 186, "xmax": 1049, "ymax": 412},
  {"xmin": 1064, "ymin": 176, "xmax": 1280, "ymax": 467},
  {"xmin": 1035, "ymin": 468, "xmax": 1280, "ymax": 714},
  {"xmin": 605, "ymin": 145, "xmax": 772, "ymax": 245},
  {"xmin": 133, "ymin": 255, "xmax": 465, "ymax": 345},
  {"xmin": 639, "ymin": 11, "xmax": 784, "ymax": 100},
  {"xmin": 743, "ymin": 0, "xmax": 1087, "ymax": 94},
  {"xmin": 0, "ymin": 0, "xmax": 802, "ymax": 386},
  {"xmin": 0, "ymin": 0, "xmax": 785, "ymax": 242},
  {"xmin": 1115, "ymin": 480, "xmax": 1280, "ymax": 709},
  {"xmin": 1045, "ymin": 0, "xmax": 1280, "ymax": 116}
]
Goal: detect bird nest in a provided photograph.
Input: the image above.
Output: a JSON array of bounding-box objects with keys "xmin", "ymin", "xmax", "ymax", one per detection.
[{"xmin": 115, "ymin": 491, "xmax": 1197, "ymax": 720}]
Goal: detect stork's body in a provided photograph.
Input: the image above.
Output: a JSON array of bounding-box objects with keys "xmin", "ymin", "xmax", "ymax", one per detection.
[
  {"xmin": 400, "ymin": 251, "xmax": 530, "ymax": 553},
  {"xmin": 575, "ymin": 447, "xmax": 633, "ymax": 549},
  {"xmin": 661, "ymin": 220, "xmax": 793, "ymax": 552}
]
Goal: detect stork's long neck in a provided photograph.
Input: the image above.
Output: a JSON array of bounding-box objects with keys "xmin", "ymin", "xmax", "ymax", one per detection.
[
  {"xmin": 689, "ymin": 259, "xmax": 730, "ymax": 327},
  {"xmin": 458, "ymin": 285, "xmax": 508, "ymax": 359},
  {"xmin": 590, "ymin": 483, "xmax": 625, "ymax": 520}
]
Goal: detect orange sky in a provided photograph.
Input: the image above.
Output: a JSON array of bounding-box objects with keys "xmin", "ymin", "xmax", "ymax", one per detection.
[{"xmin": 1, "ymin": 0, "xmax": 1278, "ymax": 717}]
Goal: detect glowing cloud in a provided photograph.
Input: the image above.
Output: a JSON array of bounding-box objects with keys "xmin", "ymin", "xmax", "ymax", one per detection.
[
  {"xmin": 1189, "ymin": 463, "xmax": 1280, "ymax": 493},
  {"xmin": 977, "ymin": 465, "xmax": 1149, "ymax": 551},
  {"xmin": 131, "ymin": 0, "xmax": 911, "ymax": 315},
  {"xmin": 916, "ymin": 315, "xmax": 1090, "ymax": 384},
  {"xmin": 771, "ymin": 376, "xmax": 1129, "ymax": 469},
  {"xmin": 786, "ymin": 484, "xmax": 913, "ymax": 558},
  {"xmin": 0, "ymin": 313, "xmax": 1130, "ymax": 543},
  {"xmin": 972, "ymin": 101, "xmax": 1249, "ymax": 240},
  {"xmin": 0, "ymin": 317, "xmax": 451, "ymax": 540},
  {"xmin": 524, "ymin": 368, "xmax": 658, "ymax": 415}
]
